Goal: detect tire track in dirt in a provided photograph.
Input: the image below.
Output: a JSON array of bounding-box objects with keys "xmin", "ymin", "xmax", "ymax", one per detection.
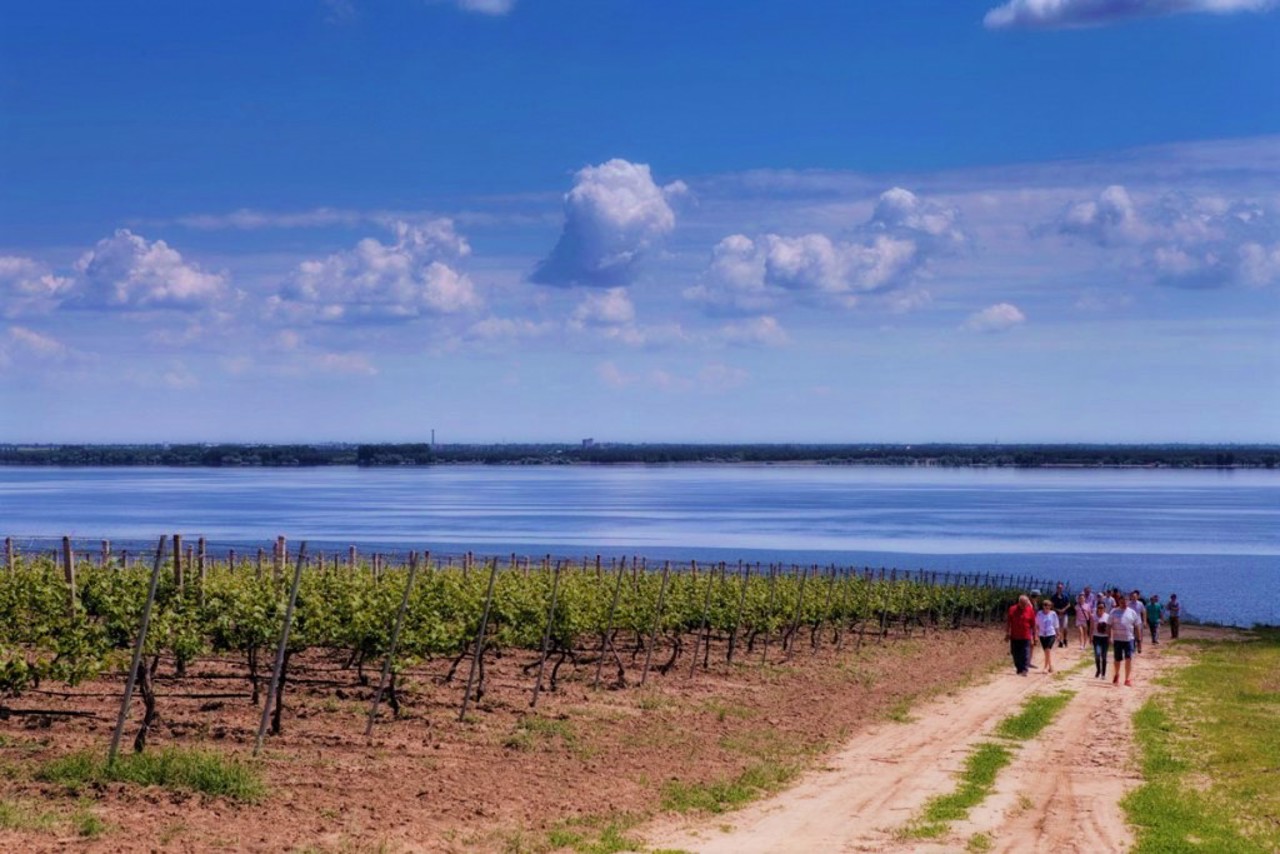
[{"xmin": 642, "ymin": 634, "xmax": 1198, "ymax": 854}]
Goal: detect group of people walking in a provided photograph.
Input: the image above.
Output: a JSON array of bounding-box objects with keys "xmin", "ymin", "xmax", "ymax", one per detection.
[{"xmin": 1005, "ymin": 583, "xmax": 1182, "ymax": 686}]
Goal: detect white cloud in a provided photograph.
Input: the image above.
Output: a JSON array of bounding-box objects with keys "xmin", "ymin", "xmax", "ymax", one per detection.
[
  {"xmin": 532, "ymin": 159, "xmax": 686, "ymax": 287},
  {"xmin": 176, "ymin": 207, "xmax": 366, "ymax": 230},
  {"xmin": 718, "ymin": 316, "xmax": 789, "ymax": 348},
  {"xmin": 456, "ymin": 0, "xmax": 516, "ymax": 14},
  {"xmin": 275, "ymin": 219, "xmax": 480, "ymax": 323},
  {"xmin": 571, "ymin": 287, "xmax": 636, "ymax": 327},
  {"xmin": 70, "ymin": 230, "xmax": 230, "ymax": 311},
  {"xmin": 0, "ymin": 256, "xmax": 72, "ymax": 316},
  {"xmin": 688, "ymin": 187, "xmax": 960, "ymax": 313},
  {"xmin": 7, "ymin": 325, "xmax": 69, "ymax": 360},
  {"xmin": 1050, "ymin": 185, "xmax": 1280, "ymax": 287},
  {"xmin": 466, "ymin": 316, "xmax": 556, "ymax": 341},
  {"xmin": 984, "ymin": 0, "xmax": 1276, "ymax": 29},
  {"xmin": 313, "ymin": 352, "xmax": 378, "ymax": 376},
  {"xmin": 964, "ymin": 302, "xmax": 1027, "ymax": 333}
]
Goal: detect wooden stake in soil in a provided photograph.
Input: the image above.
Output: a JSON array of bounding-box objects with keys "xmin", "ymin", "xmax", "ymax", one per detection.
[
  {"xmin": 689, "ymin": 562, "xmax": 714, "ymax": 678},
  {"xmin": 255, "ymin": 542, "xmax": 308, "ymax": 756},
  {"xmin": 365, "ymin": 551, "xmax": 424, "ymax": 736},
  {"xmin": 108, "ymin": 535, "xmax": 167, "ymax": 767},
  {"xmin": 172, "ymin": 534, "xmax": 183, "ymax": 592},
  {"xmin": 4, "ymin": 537, "xmax": 12, "ymax": 573},
  {"xmin": 640, "ymin": 562, "xmax": 672, "ymax": 687},
  {"xmin": 458, "ymin": 558, "xmax": 499, "ymax": 722},
  {"xmin": 727, "ymin": 562, "xmax": 751, "ymax": 663},
  {"xmin": 61, "ymin": 536, "xmax": 75, "ymax": 615},
  {"xmin": 592, "ymin": 557, "xmax": 627, "ymax": 690},
  {"xmin": 530, "ymin": 562, "xmax": 563, "ymax": 708}
]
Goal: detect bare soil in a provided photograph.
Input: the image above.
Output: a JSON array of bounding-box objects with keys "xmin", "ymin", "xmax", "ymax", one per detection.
[{"xmin": 0, "ymin": 622, "xmax": 1006, "ymax": 852}]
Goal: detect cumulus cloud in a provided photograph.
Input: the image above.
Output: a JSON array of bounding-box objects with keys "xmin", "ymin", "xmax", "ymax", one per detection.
[
  {"xmin": 532, "ymin": 159, "xmax": 687, "ymax": 288},
  {"xmin": 687, "ymin": 187, "xmax": 961, "ymax": 314},
  {"xmin": 466, "ymin": 316, "xmax": 556, "ymax": 341},
  {"xmin": 456, "ymin": 0, "xmax": 516, "ymax": 13},
  {"xmin": 718, "ymin": 316, "xmax": 789, "ymax": 348},
  {"xmin": 964, "ymin": 303, "xmax": 1027, "ymax": 333},
  {"xmin": 570, "ymin": 287, "xmax": 636, "ymax": 327},
  {"xmin": 273, "ymin": 219, "xmax": 480, "ymax": 323},
  {"xmin": 984, "ymin": 0, "xmax": 1276, "ymax": 29},
  {"xmin": 1051, "ymin": 185, "xmax": 1280, "ymax": 288},
  {"xmin": 0, "ymin": 256, "xmax": 73, "ymax": 316},
  {"xmin": 595, "ymin": 360, "xmax": 749, "ymax": 393},
  {"xmin": 68, "ymin": 230, "xmax": 229, "ymax": 311}
]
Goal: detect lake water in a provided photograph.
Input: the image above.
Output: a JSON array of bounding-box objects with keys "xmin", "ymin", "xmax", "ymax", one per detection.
[{"xmin": 1, "ymin": 465, "xmax": 1277, "ymax": 627}]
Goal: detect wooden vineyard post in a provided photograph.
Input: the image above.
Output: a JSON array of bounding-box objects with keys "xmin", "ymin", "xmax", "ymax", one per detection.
[
  {"xmin": 639, "ymin": 562, "xmax": 671, "ymax": 687},
  {"xmin": 530, "ymin": 562, "xmax": 563, "ymax": 708},
  {"xmin": 256, "ymin": 548, "xmax": 264, "ymax": 579},
  {"xmin": 784, "ymin": 566, "xmax": 810, "ymax": 659},
  {"xmin": 274, "ymin": 536, "xmax": 285, "ymax": 581},
  {"xmin": 172, "ymin": 534, "xmax": 183, "ymax": 592},
  {"xmin": 255, "ymin": 543, "xmax": 308, "ymax": 756},
  {"xmin": 365, "ymin": 551, "xmax": 424, "ymax": 736},
  {"xmin": 592, "ymin": 557, "xmax": 627, "ymax": 690},
  {"xmin": 109, "ymin": 535, "xmax": 167, "ymax": 767},
  {"xmin": 458, "ymin": 559, "xmax": 499, "ymax": 722},
  {"xmin": 726, "ymin": 561, "xmax": 751, "ymax": 663},
  {"xmin": 761, "ymin": 564, "xmax": 779, "ymax": 666},
  {"xmin": 228, "ymin": 549, "xmax": 236, "ymax": 572},
  {"xmin": 348, "ymin": 545, "xmax": 356, "ymax": 572},
  {"xmin": 61, "ymin": 536, "xmax": 75, "ymax": 615},
  {"xmin": 835, "ymin": 568, "xmax": 853, "ymax": 652},
  {"xmin": 197, "ymin": 538, "xmax": 207, "ymax": 608},
  {"xmin": 5, "ymin": 537, "xmax": 13, "ymax": 573},
  {"xmin": 100, "ymin": 540, "xmax": 110, "ymax": 567},
  {"xmin": 689, "ymin": 562, "xmax": 714, "ymax": 678}
]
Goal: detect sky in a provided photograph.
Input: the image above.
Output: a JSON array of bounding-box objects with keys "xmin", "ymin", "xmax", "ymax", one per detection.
[{"xmin": 1, "ymin": 0, "xmax": 1278, "ymax": 444}]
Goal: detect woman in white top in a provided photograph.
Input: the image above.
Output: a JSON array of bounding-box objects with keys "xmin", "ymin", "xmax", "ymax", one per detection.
[
  {"xmin": 1035, "ymin": 599, "xmax": 1060, "ymax": 674},
  {"xmin": 1091, "ymin": 601, "xmax": 1110, "ymax": 678}
]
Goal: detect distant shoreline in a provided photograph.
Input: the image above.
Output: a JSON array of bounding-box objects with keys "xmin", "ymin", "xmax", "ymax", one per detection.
[{"xmin": 1, "ymin": 442, "xmax": 1276, "ymax": 469}]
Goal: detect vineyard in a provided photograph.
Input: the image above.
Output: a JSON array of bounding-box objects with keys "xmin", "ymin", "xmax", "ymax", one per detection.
[{"xmin": 0, "ymin": 535, "xmax": 1044, "ymax": 752}]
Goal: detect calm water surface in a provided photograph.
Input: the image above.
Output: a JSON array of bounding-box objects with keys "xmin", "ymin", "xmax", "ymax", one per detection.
[{"xmin": 2, "ymin": 465, "xmax": 1277, "ymax": 626}]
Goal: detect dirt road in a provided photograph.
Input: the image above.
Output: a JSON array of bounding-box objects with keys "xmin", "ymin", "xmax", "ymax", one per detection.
[{"xmin": 644, "ymin": 629, "xmax": 1195, "ymax": 853}]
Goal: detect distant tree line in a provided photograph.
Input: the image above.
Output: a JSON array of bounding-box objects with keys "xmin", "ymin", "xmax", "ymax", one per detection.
[{"xmin": 0, "ymin": 442, "xmax": 1276, "ymax": 468}]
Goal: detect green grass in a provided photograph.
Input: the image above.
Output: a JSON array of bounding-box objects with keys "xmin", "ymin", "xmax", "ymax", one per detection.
[
  {"xmin": 994, "ymin": 690, "xmax": 1075, "ymax": 740},
  {"xmin": 1123, "ymin": 628, "xmax": 1280, "ymax": 853},
  {"xmin": 544, "ymin": 814, "xmax": 643, "ymax": 854},
  {"xmin": 37, "ymin": 747, "xmax": 265, "ymax": 803},
  {"xmin": 661, "ymin": 759, "xmax": 802, "ymax": 815},
  {"xmin": 903, "ymin": 743, "xmax": 1012, "ymax": 838},
  {"xmin": 0, "ymin": 798, "xmax": 104, "ymax": 838}
]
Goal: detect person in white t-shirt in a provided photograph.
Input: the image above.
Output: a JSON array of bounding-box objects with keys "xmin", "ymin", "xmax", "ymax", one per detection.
[
  {"xmin": 1035, "ymin": 599, "xmax": 1060, "ymax": 674},
  {"xmin": 1128, "ymin": 591, "xmax": 1147, "ymax": 654},
  {"xmin": 1109, "ymin": 602, "xmax": 1140, "ymax": 686}
]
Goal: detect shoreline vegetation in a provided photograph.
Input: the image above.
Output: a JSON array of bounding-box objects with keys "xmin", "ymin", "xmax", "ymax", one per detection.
[{"xmin": 1, "ymin": 442, "xmax": 1277, "ymax": 469}]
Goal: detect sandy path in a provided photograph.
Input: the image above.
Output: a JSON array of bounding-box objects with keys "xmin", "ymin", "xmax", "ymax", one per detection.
[{"xmin": 643, "ymin": 631, "xmax": 1191, "ymax": 854}]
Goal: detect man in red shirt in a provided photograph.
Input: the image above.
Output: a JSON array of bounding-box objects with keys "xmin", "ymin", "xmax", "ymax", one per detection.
[{"xmin": 1006, "ymin": 594, "xmax": 1035, "ymax": 676}]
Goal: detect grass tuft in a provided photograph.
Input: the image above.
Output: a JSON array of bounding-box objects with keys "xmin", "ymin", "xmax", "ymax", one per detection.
[
  {"xmin": 661, "ymin": 759, "xmax": 801, "ymax": 814},
  {"xmin": 994, "ymin": 691, "xmax": 1075, "ymax": 740},
  {"xmin": 37, "ymin": 747, "xmax": 264, "ymax": 803},
  {"xmin": 903, "ymin": 743, "xmax": 1011, "ymax": 838}
]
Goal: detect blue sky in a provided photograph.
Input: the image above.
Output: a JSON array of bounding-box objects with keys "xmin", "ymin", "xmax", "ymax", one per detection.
[{"xmin": 1, "ymin": 0, "xmax": 1278, "ymax": 443}]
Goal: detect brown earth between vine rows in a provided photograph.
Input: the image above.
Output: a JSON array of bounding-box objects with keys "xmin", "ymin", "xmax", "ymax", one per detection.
[{"xmin": 0, "ymin": 623, "xmax": 1007, "ymax": 852}]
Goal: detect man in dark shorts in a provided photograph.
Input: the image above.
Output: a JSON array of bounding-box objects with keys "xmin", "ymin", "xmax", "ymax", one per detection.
[{"xmin": 1050, "ymin": 582, "xmax": 1071, "ymax": 648}]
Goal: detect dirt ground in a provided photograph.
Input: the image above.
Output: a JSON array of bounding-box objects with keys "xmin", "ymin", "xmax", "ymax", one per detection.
[
  {"xmin": 0, "ymin": 622, "xmax": 1008, "ymax": 852},
  {"xmin": 644, "ymin": 625, "xmax": 1216, "ymax": 854}
]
